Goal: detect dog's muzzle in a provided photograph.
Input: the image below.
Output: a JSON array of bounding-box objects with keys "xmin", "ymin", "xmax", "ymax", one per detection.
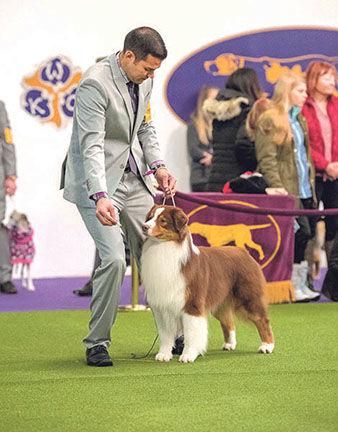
[{"xmin": 142, "ymin": 223, "xmax": 150, "ymax": 234}]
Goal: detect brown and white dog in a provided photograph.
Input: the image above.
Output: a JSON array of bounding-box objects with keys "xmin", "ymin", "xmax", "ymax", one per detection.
[{"xmin": 141, "ymin": 205, "xmax": 274, "ymax": 363}]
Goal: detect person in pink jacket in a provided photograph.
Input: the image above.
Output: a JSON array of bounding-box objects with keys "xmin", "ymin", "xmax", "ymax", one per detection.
[{"xmin": 302, "ymin": 61, "xmax": 338, "ymax": 260}]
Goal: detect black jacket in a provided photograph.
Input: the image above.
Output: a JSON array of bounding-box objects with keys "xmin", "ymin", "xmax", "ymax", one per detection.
[{"xmin": 203, "ymin": 89, "xmax": 256, "ymax": 192}]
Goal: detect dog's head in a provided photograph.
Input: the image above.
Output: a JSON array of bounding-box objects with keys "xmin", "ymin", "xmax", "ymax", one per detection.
[
  {"xmin": 8, "ymin": 210, "xmax": 30, "ymax": 232},
  {"xmin": 142, "ymin": 205, "xmax": 189, "ymax": 242}
]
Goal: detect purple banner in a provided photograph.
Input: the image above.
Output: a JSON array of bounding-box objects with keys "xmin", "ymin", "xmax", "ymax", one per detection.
[{"xmin": 168, "ymin": 192, "xmax": 296, "ymax": 285}]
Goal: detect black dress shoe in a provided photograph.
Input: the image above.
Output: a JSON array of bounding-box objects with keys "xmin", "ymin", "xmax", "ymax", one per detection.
[
  {"xmin": 86, "ymin": 345, "xmax": 113, "ymax": 367},
  {"xmin": 0, "ymin": 281, "xmax": 17, "ymax": 294},
  {"xmin": 73, "ymin": 280, "xmax": 93, "ymax": 296},
  {"xmin": 172, "ymin": 336, "xmax": 184, "ymax": 355}
]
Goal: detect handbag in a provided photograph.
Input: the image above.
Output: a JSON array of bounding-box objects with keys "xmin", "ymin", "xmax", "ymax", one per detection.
[{"xmin": 226, "ymin": 171, "xmax": 268, "ymax": 194}]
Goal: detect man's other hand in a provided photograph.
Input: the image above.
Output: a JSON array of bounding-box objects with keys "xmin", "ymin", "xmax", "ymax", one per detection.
[{"xmin": 96, "ymin": 198, "xmax": 118, "ymax": 226}]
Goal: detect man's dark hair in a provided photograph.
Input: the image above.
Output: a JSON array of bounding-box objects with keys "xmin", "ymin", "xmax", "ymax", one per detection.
[{"xmin": 123, "ymin": 27, "xmax": 167, "ymax": 60}]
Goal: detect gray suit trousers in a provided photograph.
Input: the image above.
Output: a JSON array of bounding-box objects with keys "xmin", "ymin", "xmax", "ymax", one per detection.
[
  {"xmin": 0, "ymin": 223, "xmax": 12, "ymax": 283},
  {"xmin": 77, "ymin": 172, "xmax": 154, "ymax": 349}
]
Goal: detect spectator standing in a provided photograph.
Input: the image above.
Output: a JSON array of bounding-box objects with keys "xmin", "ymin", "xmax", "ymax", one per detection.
[
  {"xmin": 302, "ymin": 61, "xmax": 338, "ymax": 261},
  {"xmin": 187, "ymin": 85, "xmax": 219, "ymax": 192},
  {"xmin": 254, "ymin": 72, "xmax": 320, "ymax": 302},
  {"xmin": 0, "ymin": 101, "xmax": 17, "ymax": 294},
  {"xmin": 204, "ymin": 68, "xmax": 263, "ymax": 191}
]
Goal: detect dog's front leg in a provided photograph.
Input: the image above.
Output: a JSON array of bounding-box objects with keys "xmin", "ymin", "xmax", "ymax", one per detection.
[
  {"xmin": 152, "ymin": 308, "xmax": 176, "ymax": 362},
  {"xmin": 179, "ymin": 313, "xmax": 208, "ymax": 363}
]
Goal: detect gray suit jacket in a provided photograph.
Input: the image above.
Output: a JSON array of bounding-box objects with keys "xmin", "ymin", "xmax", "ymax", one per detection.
[
  {"xmin": 61, "ymin": 53, "xmax": 163, "ymax": 207},
  {"xmin": 0, "ymin": 101, "xmax": 16, "ymax": 220}
]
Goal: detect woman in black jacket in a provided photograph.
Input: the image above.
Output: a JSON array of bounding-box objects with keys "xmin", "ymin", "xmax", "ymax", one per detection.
[{"xmin": 204, "ymin": 68, "xmax": 263, "ymax": 192}]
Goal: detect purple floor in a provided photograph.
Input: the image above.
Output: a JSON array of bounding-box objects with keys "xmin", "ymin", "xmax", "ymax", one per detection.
[
  {"xmin": 0, "ymin": 270, "xmax": 331, "ymax": 313},
  {"xmin": 0, "ymin": 276, "xmax": 147, "ymax": 313}
]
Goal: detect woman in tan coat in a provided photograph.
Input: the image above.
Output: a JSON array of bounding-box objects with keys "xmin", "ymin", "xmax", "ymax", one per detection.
[{"xmin": 254, "ymin": 72, "xmax": 319, "ymax": 302}]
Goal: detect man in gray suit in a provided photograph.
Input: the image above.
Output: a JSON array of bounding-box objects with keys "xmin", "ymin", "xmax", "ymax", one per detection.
[
  {"xmin": 0, "ymin": 101, "xmax": 17, "ymax": 294},
  {"xmin": 61, "ymin": 27, "xmax": 176, "ymax": 366}
]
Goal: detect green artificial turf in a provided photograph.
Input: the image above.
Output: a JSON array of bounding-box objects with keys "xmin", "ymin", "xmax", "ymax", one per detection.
[{"xmin": 0, "ymin": 303, "xmax": 337, "ymax": 432}]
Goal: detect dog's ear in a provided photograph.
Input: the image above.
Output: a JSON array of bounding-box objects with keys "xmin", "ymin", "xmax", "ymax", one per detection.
[
  {"xmin": 145, "ymin": 204, "xmax": 158, "ymax": 221},
  {"xmin": 20, "ymin": 214, "xmax": 30, "ymax": 231},
  {"xmin": 172, "ymin": 208, "xmax": 188, "ymax": 232}
]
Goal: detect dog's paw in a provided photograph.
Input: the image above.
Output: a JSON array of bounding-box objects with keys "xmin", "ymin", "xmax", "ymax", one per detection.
[
  {"xmin": 258, "ymin": 342, "xmax": 274, "ymax": 354},
  {"xmin": 179, "ymin": 351, "xmax": 199, "ymax": 363},
  {"xmin": 222, "ymin": 342, "xmax": 237, "ymax": 351},
  {"xmin": 155, "ymin": 352, "xmax": 173, "ymax": 362}
]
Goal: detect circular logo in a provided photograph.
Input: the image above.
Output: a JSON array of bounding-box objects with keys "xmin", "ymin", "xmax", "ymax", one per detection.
[{"xmin": 187, "ymin": 200, "xmax": 281, "ymax": 269}]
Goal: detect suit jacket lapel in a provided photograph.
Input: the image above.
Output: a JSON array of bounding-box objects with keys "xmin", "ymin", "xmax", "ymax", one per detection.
[
  {"xmin": 109, "ymin": 54, "xmax": 150, "ymax": 144},
  {"xmin": 131, "ymin": 84, "xmax": 146, "ymax": 143},
  {"xmin": 109, "ymin": 54, "xmax": 134, "ymax": 138}
]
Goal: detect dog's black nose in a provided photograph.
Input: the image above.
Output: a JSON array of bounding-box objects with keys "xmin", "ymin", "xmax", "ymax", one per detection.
[{"xmin": 142, "ymin": 224, "xmax": 148, "ymax": 233}]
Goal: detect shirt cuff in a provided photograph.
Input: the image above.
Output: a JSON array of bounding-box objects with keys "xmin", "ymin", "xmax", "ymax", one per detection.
[
  {"xmin": 144, "ymin": 160, "xmax": 167, "ymax": 176},
  {"xmin": 150, "ymin": 160, "xmax": 165, "ymax": 169},
  {"xmin": 90, "ymin": 191, "xmax": 108, "ymax": 203}
]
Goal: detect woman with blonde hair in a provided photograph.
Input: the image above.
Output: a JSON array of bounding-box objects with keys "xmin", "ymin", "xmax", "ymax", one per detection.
[
  {"xmin": 302, "ymin": 62, "xmax": 338, "ymax": 263},
  {"xmin": 255, "ymin": 72, "xmax": 319, "ymax": 301},
  {"xmin": 187, "ymin": 85, "xmax": 219, "ymax": 191}
]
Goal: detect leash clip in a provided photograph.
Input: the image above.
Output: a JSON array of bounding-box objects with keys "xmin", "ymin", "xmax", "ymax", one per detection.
[{"xmin": 162, "ymin": 190, "xmax": 176, "ymax": 207}]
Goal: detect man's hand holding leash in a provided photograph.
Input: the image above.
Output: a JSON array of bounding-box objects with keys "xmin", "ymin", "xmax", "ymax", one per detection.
[{"xmin": 155, "ymin": 167, "xmax": 177, "ymax": 197}]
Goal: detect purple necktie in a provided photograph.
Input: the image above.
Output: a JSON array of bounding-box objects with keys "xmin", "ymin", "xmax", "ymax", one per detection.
[
  {"xmin": 126, "ymin": 81, "xmax": 139, "ymax": 174},
  {"xmin": 126, "ymin": 81, "xmax": 139, "ymax": 115}
]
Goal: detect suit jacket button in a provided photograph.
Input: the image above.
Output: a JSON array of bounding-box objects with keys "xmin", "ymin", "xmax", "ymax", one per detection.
[{"xmin": 120, "ymin": 164, "xmax": 124, "ymax": 169}]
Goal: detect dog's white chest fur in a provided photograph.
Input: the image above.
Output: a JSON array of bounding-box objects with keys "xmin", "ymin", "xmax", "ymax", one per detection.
[{"xmin": 141, "ymin": 239, "xmax": 190, "ymax": 312}]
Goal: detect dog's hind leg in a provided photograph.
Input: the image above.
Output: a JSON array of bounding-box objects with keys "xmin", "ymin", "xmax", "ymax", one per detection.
[
  {"xmin": 12, "ymin": 264, "xmax": 19, "ymax": 280},
  {"xmin": 179, "ymin": 313, "xmax": 208, "ymax": 363},
  {"xmin": 152, "ymin": 308, "xmax": 177, "ymax": 362},
  {"xmin": 214, "ymin": 305, "xmax": 237, "ymax": 351},
  {"xmin": 26, "ymin": 265, "xmax": 35, "ymax": 291},
  {"xmin": 253, "ymin": 316, "xmax": 274, "ymax": 354},
  {"xmin": 20, "ymin": 264, "xmax": 27, "ymax": 288},
  {"xmin": 242, "ymin": 302, "xmax": 274, "ymax": 354}
]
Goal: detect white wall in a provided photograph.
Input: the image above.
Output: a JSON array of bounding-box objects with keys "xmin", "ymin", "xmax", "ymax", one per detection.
[{"xmin": 0, "ymin": 0, "xmax": 337, "ymax": 277}]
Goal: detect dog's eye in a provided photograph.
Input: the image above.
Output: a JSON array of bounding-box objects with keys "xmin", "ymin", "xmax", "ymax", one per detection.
[{"xmin": 158, "ymin": 218, "xmax": 167, "ymax": 227}]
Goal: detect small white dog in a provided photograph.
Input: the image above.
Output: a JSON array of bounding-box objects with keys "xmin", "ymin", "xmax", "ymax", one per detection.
[{"xmin": 7, "ymin": 210, "xmax": 36, "ymax": 291}]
